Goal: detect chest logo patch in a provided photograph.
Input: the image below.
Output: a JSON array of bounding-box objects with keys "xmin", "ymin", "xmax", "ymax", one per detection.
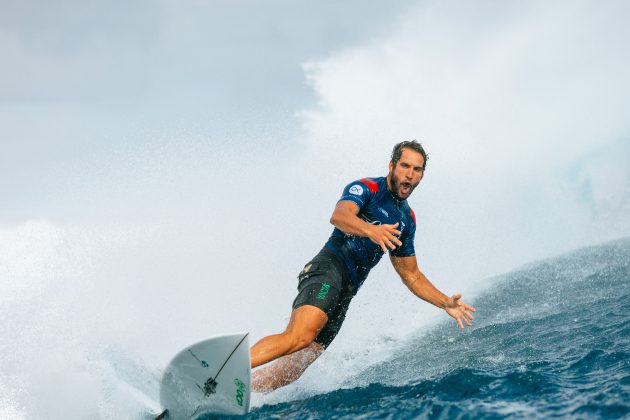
[{"xmin": 349, "ymin": 185, "xmax": 364, "ymax": 196}]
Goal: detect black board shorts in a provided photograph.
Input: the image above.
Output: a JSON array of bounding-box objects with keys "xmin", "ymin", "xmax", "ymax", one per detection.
[{"xmin": 292, "ymin": 249, "xmax": 356, "ymax": 348}]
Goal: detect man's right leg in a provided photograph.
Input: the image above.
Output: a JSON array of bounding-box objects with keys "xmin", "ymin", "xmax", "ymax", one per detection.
[
  {"xmin": 250, "ymin": 304, "xmax": 328, "ymax": 369},
  {"xmin": 251, "ymin": 341, "xmax": 325, "ymax": 393}
]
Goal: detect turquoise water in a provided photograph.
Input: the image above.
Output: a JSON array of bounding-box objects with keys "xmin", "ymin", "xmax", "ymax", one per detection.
[{"xmin": 234, "ymin": 238, "xmax": 630, "ymax": 419}]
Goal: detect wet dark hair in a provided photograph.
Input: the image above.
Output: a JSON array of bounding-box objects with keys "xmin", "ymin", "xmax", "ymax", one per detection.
[{"xmin": 391, "ymin": 140, "xmax": 428, "ymax": 169}]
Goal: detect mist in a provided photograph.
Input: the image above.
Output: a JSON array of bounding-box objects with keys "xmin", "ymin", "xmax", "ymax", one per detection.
[{"xmin": 1, "ymin": 0, "xmax": 629, "ymax": 418}]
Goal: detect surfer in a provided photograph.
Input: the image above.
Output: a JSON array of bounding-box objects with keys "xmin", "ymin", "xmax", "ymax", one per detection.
[{"xmin": 250, "ymin": 140, "xmax": 476, "ymax": 392}]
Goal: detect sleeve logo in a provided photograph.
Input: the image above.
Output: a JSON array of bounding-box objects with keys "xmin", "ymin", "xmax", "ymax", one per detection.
[{"xmin": 349, "ymin": 185, "xmax": 364, "ymax": 195}]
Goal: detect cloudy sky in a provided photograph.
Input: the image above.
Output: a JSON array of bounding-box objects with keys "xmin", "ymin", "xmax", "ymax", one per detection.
[
  {"xmin": 2, "ymin": 0, "xmax": 629, "ymax": 270},
  {"xmin": 1, "ymin": 0, "xmax": 416, "ymax": 215}
]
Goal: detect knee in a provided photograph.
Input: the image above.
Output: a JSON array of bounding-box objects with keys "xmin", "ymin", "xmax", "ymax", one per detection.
[{"xmin": 285, "ymin": 330, "xmax": 317, "ymax": 353}]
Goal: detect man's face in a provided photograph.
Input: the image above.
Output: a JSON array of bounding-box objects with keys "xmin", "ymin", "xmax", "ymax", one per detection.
[{"xmin": 388, "ymin": 148, "xmax": 425, "ymax": 200}]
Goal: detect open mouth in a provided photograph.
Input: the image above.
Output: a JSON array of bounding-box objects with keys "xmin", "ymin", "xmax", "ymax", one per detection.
[{"xmin": 400, "ymin": 182, "xmax": 412, "ymax": 195}]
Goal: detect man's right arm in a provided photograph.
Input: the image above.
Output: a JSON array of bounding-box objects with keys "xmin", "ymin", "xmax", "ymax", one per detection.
[{"xmin": 330, "ymin": 201, "xmax": 403, "ymax": 253}]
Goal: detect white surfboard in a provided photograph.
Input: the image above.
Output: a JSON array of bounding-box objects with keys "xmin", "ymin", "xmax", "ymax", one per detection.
[{"xmin": 157, "ymin": 333, "xmax": 251, "ymax": 419}]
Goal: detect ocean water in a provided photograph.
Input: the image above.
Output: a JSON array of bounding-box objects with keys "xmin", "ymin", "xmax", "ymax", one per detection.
[
  {"xmin": 232, "ymin": 238, "xmax": 630, "ymax": 419},
  {"xmin": 1, "ymin": 226, "xmax": 628, "ymax": 420}
]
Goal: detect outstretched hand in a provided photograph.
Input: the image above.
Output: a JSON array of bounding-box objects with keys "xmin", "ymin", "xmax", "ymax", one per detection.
[
  {"xmin": 444, "ymin": 294, "xmax": 476, "ymax": 329},
  {"xmin": 367, "ymin": 222, "xmax": 402, "ymax": 253}
]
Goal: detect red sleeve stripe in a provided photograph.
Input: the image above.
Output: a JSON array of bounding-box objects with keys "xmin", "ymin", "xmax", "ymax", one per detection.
[
  {"xmin": 359, "ymin": 178, "xmax": 379, "ymax": 192},
  {"xmin": 410, "ymin": 209, "xmax": 416, "ymax": 223}
]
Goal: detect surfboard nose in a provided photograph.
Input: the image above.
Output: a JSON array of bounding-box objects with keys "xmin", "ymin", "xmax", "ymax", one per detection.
[{"xmin": 158, "ymin": 333, "xmax": 251, "ymax": 418}]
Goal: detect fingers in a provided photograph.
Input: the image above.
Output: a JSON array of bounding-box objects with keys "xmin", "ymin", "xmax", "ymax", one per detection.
[
  {"xmin": 376, "ymin": 225, "xmax": 402, "ymax": 251},
  {"xmin": 452, "ymin": 295, "xmax": 476, "ymax": 313},
  {"xmin": 456, "ymin": 296, "xmax": 476, "ymax": 326},
  {"xmin": 385, "ymin": 224, "xmax": 402, "ymax": 236},
  {"xmin": 454, "ymin": 312, "xmax": 473, "ymax": 329},
  {"xmin": 377, "ymin": 237, "xmax": 397, "ymax": 252},
  {"xmin": 448, "ymin": 297, "xmax": 476, "ymax": 330},
  {"xmin": 383, "ymin": 224, "xmax": 402, "ymax": 247},
  {"xmin": 386, "ymin": 232, "xmax": 403, "ymax": 247}
]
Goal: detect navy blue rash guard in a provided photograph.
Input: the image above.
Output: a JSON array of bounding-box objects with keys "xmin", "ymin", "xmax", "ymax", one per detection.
[{"xmin": 324, "ymin": 176, "xmax": 417, "ymax": 289}]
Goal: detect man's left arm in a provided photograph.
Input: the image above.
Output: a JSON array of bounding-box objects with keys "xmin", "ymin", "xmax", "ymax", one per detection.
[{"xmin": 390, "ymin": 255, "xmax": 476, "ymax": 329}]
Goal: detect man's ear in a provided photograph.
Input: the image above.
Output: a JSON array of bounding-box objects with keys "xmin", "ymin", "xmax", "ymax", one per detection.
[{"xmin": 389, "ymin": 160, "xmax": 394, "ymax": 172}]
